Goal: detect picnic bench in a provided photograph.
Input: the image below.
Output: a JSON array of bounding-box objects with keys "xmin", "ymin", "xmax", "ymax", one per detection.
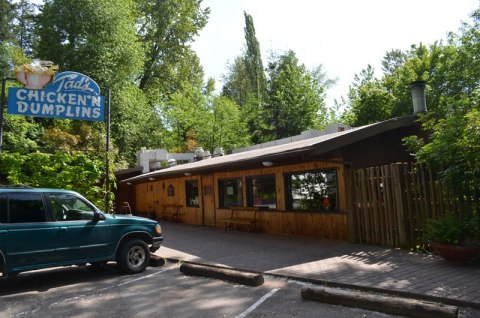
[
  {"xmin": 160, "ymin": 204, "xmax": 183, "ymax": 221},
  {"xmin": 220, "ymin": 206, "xmax": 259, "ymax": 232}
]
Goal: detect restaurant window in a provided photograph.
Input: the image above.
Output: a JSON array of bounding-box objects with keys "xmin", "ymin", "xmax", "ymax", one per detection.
[
  {"xmin": 285, "ymin": 169, "xmax": 338, "ymax": 211},
  {"xmin": 218, "ymin": 178, "xmax": 242, "ymax": 208},
  {"xmin": 246, "ymin": 174, "xmax": 277, "ymax": 210},
  {"xmin": 185, "ymin": 180, "xmax": 199, "ymax": 207}
]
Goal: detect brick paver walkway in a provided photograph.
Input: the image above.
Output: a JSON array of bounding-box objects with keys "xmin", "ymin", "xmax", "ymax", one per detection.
[{"xmin": 156, "ymin": 221, "xmax": 480, "ymax": 307}]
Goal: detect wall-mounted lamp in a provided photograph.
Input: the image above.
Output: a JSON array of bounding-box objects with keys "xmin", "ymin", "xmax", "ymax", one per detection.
[
  {"xmin": 184, "ymin": 172, "xmax": 192, "ymax": 176},
  {"xmin": 126, "ymin": 182, "xmax": 132, "ymax": 185},
  {"xmin": 262, "ymin": 161, "xmax": 273, "ymax": 167},
  {"xmin": 148, "ymin": 177, "xmax": 155, "ymax": 181},
  {"xmin": 410, "ymin": 80, "xmax": 427, "ymax": 114}
]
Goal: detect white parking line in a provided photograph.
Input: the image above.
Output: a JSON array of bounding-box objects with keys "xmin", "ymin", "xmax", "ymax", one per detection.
[
  {"xmin": 117, "ymin": 268, "xmax": 170, "ymax": 287},
  {"xmin": 235, "ymin": 288, "xmax": 280, "ymax": 318},
  {"xmin": 14, "ymin": 267, "xmax": 175, "ymax": 317}
]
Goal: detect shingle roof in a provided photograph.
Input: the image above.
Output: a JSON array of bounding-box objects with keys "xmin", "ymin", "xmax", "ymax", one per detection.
[{"xmin": 122, "ymin": 115, "xmax": 417, "ymax": 184}]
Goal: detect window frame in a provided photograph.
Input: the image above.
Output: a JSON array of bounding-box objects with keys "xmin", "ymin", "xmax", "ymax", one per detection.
[
  {"xmin": 218, "ymin": 177, "xmax": 243, "ymax": 208},
  {"xmin": 0, "ymin": 193, "xmax": 7, "ymax": 223},
  {"xmin": 284, "ymin": 168, "xmax": 339, "ymax": 212},
  {"xmin": 47, "ymin": 192, "xmax": 97, "ymax": 221},
  {"xmin": 185, "ymin": 179, "xmax": 200, "ymax": 207},
  {"xmin": 246, "ymin": 174, "xmax": 277, "ymax": 210}
]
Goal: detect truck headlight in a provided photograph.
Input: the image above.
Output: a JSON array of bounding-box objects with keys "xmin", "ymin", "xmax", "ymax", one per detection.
[{"xmin": 155, "ymin": 224, "xmax": 162, "ymax": 234}]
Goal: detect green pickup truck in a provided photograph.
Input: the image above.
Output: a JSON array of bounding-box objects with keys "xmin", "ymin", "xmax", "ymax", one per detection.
[{"xmin": 0, "ymin": 187, "xmax": 163, "ymax": 278}]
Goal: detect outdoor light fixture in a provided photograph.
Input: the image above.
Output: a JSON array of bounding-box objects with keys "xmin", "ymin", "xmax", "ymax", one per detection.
[
  {"xmin": 126, "ymin": 182, "xmax": 132, "ymax": 185},
  {"xmin": 262, "ymin": 161, "xmax": 273, "ymax": 167},
  {"xmin": 410, "ymin": 80, "xmax": 427, "ymax": 114},
  {"xmin": 184, "ymin": 172, "xmax": 192, "ymax": 176},
  {"xmin": 148, "ymin": 177, "xmax": 155, "ymax": 181}
]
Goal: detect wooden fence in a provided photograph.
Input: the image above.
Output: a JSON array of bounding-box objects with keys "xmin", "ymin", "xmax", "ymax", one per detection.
[{"xmin": 352, "ymin": 163, "xmax": 465, "ymax": 249}]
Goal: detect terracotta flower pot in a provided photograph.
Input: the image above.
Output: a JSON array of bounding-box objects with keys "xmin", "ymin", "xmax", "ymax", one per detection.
[{"xmin": 430, "ymin": 241, "xmax": 480, "ymax": 265}]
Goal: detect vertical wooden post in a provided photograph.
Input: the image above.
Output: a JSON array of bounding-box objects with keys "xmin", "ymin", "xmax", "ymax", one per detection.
[
  {"xmin": 105, "ymin": 88, "xmax": 111, "ymax": 213},
  {"xmin": 345, "ymin": 167, "xmax": 357, "ymax": 243},
  {"xmin": 392, "ymin": 163, "xmax": 407, "ymax": 248}
]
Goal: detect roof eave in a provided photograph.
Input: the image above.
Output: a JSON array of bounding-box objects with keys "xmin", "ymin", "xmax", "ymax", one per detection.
[{"xmin": 121, "ymin": 115, "xmax": 418, "ymax": 185}]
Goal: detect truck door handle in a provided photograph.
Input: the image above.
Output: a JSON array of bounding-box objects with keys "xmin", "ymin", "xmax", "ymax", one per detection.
[
  {"xmin": 59, "ymin": 227, "xmax": 68, "ymax": 231},
  {"xmin": 0, "ymin": 230, "xmax": 7, "ymax": 235}
]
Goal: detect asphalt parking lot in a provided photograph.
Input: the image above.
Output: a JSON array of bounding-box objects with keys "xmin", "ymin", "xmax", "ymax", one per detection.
[{"xmin": 0, "ymin": 262, "xmax": 410, "ymax": 318}]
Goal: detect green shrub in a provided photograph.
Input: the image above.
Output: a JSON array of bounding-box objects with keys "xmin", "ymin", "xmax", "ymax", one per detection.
[{"xmin": 424, "ymin": 213, "xmax": 480, "ymax": 247}]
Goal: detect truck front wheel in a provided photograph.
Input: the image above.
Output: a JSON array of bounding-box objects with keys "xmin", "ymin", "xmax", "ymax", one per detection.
[{"xmin": 117, "ymin": 239, "xmax": 150, "ymax": 274}]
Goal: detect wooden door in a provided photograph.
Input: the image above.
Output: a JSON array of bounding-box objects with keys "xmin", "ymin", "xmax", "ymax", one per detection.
[{"xmin": 202, "ymin": 175, "xmax": 215, "ymax": 226}]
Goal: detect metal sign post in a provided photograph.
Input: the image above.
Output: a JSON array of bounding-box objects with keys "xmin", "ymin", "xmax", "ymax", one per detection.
[
  {"xmin": 105, "ymin": 88, "xmax": 111, "ymax": 213},
  {"xmin": 0, "ymin": 78, "xmax": 15, "ymax": 153}
]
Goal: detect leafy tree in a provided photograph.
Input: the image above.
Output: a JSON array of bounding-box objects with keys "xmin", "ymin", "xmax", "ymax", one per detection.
[
  {"xmin": 264, "ymin": 50, "xmax": 331, "ymax": 139},
  {"xmin": 162, "ymin": 84, "xmax": 208, "ymax": 152},
  {"xmin": 201, "ymin": 95, "xmax": 250, "ymax": 152},
  {"xmin": 2, "ymin": 115, "xmax": 42, "ymax": 153},
  {"xmin": 110, "ymin": 82, "xmax": 167, "ymax": 163},
  {"xmin": 345, "ymin": 65, "xmax": 394, "ymax": 126},
  {"xmin": 37, "ymin": 0, "xmax": 143, "ymax": 88},
  {"xmin": 345, "ymin": 43, "xmax": 435, "ymax": 127},
  {"xmin": 0, "ymin": 151, "xmax": 105, "ymax": 206},
  {"xmin": 222, "ymin": 56, "xmax": 248, "ymax": 107},
  {"xmin": 222, "ymin": 55, "xmax": 265, "ymax": 144},
  {"xmin": 381, "ymin": 49, "xmax": 407, "ymax": 75},
  {"xmin": 0, "ymin": 40, "xmax": 30, "ymax": 79},
  {"xmin": 10, "ymin": 0, "xmax": 212, "ymax": 167},
  {"xmin": 404, "ymin": 106, "xmax": 480, "ymax": 209},
  {"xmin": 36, "ymin": 0, "xmax": 152, "ymax": 165},
  {"xmin": 134, "ymin": 0, "xmax": 210, "ymax": 159},
  {"xmin": 137, "ymin": 0, "xmax": 209, "ymax": 94},
  {"xmin": 403, "ymin": 8, "xmax": 480, "ymax": 210}
]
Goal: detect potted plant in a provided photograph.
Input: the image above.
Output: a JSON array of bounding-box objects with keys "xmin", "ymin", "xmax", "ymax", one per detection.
[{"xmin": 424, "ymin": 213, "xmax": 480, "ymax": 264}]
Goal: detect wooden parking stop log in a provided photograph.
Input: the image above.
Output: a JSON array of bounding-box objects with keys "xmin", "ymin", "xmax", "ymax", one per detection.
[
  {"xmin": 180, "ymin": 263, "xmax": 264, "ymax": 287},
  {"xmin": 301, "ymin": 287, "xmax": 459, "ymax": 318}
]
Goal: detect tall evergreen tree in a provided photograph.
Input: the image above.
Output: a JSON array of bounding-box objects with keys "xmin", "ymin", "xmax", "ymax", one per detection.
[
  {"xmin": 12, "ymin": 0, "xmax": 37, "ymax": 57},
  {"xmin": 0, "ymin": 0, "xmax": 15, "ymax": 76},
  {"xmin": 222, "ymin": 12, "xmax": 267, "ymax": 144},
  {"xmin": 243, "ymin": 11, "xmax": 266, "ymax": 101},
  {"xmin": 0, "ymin": 0, "xmax": 15, "ymax": 44}
]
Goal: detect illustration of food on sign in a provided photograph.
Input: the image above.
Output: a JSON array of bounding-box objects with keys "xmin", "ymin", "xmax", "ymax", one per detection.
[{"xmin": 14, "ymin": 61, "xmax": 57, "ymax": 89}]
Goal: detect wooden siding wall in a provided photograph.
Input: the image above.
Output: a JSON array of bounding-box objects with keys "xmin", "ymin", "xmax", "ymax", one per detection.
[
  {"xmin": 135, "ymin": 177, "xmax": 203, "ymax": 224},
  {"xmin": 214, "ymin": 161, "xmax": 348, "ymax": 240},
  {"xmin": 340, "ymin": 126, "xmax": 419, "ymax": 168},
  {"xmin": 133, "ymin": 161, "xmax": 348, "ymax": 240}
]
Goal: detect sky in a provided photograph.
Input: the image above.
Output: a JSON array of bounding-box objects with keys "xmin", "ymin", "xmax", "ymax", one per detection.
[{"xmin": 191, "ymin": 0, "xmax": 479, "ymax": 106}]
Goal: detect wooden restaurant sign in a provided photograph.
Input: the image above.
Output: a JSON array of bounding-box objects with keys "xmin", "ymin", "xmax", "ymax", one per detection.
[{"xmin": 7, "ymin": 64, "xmax": 105, "ymax": 121}]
